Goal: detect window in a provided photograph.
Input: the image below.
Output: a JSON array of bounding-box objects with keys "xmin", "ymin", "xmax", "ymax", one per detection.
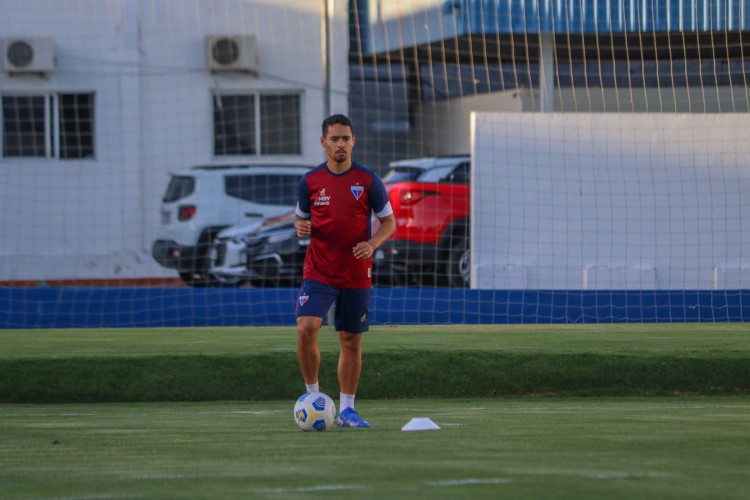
[
  {"xmin": 1, "ymin": 93, "xmax": 94, "ymax": 159},
  {"xmin": 214, "ymin": 93, "xmax": 301, "ymax": 156},
  {"xmin": 224, "ymin": 174, "xmax": 303, "ymax": 205},
  {"xmin": 59, "ymin": 93, "xmax": 95, "ymax": 159},
  {"xmin": 163, "ymin": 175, "xmax": 196, "ymax": 203},
  {"xmin": 214, "ymin": 95, "xmax": 256, "ymax": 155},
  {"xmin": 2, "ymin": 95, "xmax": 45, "ymax": 157},
  {"xmin": 260, "ymin": 95, "xmax": 300, "ymax": 155}
]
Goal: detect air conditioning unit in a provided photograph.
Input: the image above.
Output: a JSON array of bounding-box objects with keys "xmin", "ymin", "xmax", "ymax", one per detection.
[
  {"xmin": 207, "ymin": 35, "xmax": 259, "ymax": 75},
  {"xmin": 3, "ymin": 37, "xmax": 56, "ymax": 74}
]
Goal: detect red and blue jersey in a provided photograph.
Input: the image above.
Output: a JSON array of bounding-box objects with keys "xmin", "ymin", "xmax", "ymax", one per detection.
[{"xmin": 296, "ymin": 161, "xmax": 393, "ymax": 288}]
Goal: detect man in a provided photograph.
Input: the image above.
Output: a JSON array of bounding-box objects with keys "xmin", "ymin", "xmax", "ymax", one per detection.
[{"xmin": 294, "ymin": 114, "xmax": 396, "ymax": 428}]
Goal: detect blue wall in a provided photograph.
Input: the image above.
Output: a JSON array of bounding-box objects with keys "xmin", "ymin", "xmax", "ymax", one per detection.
[
  {"xmin": 1, "ymin": 287, "xmax": 747, "ymax": 328},
  {"xmin": 443, "ymin": 0, "xmax": 750, "ymax": 34}
]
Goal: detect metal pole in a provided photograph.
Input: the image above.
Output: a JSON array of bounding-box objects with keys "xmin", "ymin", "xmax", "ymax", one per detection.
[
  {"xmin": 323, "ymin": 0, "xmax": 332, "ymax": 118},
  {"xmin": 539, "ymin": 33, "xmax": 554, "ymax": 112}
]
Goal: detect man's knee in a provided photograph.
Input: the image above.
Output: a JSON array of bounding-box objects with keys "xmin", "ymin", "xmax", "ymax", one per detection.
[
  {"xmin": 339, "ymin": 332, "xmax": 361, "ymax": 351},
  {"xmin": 297, "ymin": 317, "xmax": 320, "ymax": 343}
]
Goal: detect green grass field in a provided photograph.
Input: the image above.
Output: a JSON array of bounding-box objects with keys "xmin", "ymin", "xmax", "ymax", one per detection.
[
  {"xmin": 1, "ymin": 324, "xmax": 749, "ymax": 498},
  {"xmin": 2, "ymin": 398, "xmax": 749, "ymax": 498}
]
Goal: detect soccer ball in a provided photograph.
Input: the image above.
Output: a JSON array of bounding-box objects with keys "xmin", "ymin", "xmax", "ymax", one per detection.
[{"xmin": 294, "ymin": 392, "xmax": 336, "ymax": 432}]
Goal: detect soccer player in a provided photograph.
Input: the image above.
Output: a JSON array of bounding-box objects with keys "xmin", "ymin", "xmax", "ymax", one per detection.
[{"xmin": 294, "ymin": 114, "xmax": 396, "ymax": 428}]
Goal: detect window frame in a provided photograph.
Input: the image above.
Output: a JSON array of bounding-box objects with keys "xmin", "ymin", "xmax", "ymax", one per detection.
[
  {"xmin": 0, "ymin": 91, "xmax": 95, "ymax": 160},
  {"xmin": 212, "ymin": 90, "xmax": 302, "ymax": 158},
  {"xmin": 57, "ymin": 92, "xmax": 96, "ymax": 160}
]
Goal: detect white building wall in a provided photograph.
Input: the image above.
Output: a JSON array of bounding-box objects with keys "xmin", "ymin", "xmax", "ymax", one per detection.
[
  {"xmin": 471, "ymin": 112, "xmax": 750, "ymax": 290},
  {"xmin": 0, "ymin": 0, "xmax": 349, "ymax": 281},
  {"xmin": 416, "ymin": 85, "xmax": 748, "ymax": 158},
  {"xmin": 415, "ymin": 91, "xmax": 523, "ymax": 155}
]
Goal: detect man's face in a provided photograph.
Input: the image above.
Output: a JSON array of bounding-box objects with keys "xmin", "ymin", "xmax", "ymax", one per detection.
[{"xmin": 321, "ymin": 123, "xmax": 355, "ymax": 164}]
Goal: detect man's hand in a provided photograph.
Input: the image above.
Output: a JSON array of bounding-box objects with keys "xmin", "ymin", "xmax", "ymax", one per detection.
[
  {"xmin": 295, "ymin": 219, "xmax": 312, "ymax": 237},
  {"xmin": 352, "ymin": 241, "xmax": 374, "ymax": 260}
]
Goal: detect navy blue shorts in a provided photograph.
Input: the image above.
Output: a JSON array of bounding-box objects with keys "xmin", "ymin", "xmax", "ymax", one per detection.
[{"xmin": 296, "ymin": 279, "xmax": 371, "ymax": 333}]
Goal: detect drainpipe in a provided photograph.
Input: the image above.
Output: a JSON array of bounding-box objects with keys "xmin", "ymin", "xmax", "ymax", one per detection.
[{"xmin": 323, "ymin": 0, "xmax": 333, "ymax": 117}]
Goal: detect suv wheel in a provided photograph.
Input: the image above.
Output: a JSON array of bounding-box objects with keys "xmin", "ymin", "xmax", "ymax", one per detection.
[{"xmin": 447, "ymin": 238, "xmax": 470, "ymax": 288}]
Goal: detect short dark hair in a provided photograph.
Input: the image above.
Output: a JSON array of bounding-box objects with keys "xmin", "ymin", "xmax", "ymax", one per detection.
[{"xmin": 322, "ymin": 114, "xmax": 353, "ymax": 137}]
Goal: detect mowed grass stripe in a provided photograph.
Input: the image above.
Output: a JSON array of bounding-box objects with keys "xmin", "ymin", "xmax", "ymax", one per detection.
[
  {"xmin": 1, "ymin": 324, "xmax": 749, "ymax": 402},
  {"xmin": 2, "ymin": 351, "xmax": 748, "ymax": 403},
  {"xmin": 1, "ymin": 398, "xmax": 749, "ymax": 499},
  {"xmin": 2, "ymin": 323, "xmax": 749, "ymax": 358}
]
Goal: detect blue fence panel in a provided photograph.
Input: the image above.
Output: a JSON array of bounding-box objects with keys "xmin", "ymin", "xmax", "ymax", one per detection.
[{"xmin": 1, "ymin": 288, "xmax": 747, "ymax": 328}]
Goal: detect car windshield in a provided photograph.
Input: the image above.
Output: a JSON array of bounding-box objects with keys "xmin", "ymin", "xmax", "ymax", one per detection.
[
  {"xmin": 416, "ymin": 165, "xmax": 457, "ymax": 182},
  {"xmin": 382, "ymin": 166, "xmax": 425, "ymax": 184}
]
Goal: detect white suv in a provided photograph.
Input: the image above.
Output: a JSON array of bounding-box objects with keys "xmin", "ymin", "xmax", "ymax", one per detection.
[{"xmin": 152, "ymin": 164, "xmax": 310, "ymax": 286}]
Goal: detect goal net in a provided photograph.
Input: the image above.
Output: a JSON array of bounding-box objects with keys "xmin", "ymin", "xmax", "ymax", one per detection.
[{"xmin": 1, "ymin": 0, "xmax": 748, "ymax": 327}]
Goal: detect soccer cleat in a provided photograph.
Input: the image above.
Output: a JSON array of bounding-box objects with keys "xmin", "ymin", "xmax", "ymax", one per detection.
[{"xmin": 336, "ymin": 407, "xmax": 371, "ymax": 428}]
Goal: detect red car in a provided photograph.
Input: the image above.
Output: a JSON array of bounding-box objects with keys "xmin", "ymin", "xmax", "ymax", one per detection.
[{"xmin": 375, "ymin": 156, "xmax": 471, "ymax": 287}]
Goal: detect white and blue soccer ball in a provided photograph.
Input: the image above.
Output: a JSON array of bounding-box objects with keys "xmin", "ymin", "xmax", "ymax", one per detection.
[{"xmin": 294, "ymin": 392, "xmax": 336, "ymax": 432}]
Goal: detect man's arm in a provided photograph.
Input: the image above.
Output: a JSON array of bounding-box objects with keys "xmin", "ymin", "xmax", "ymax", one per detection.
[
  {"xmin": 369, "ymin": 214, "xmax": 396, "ymax": 250},
  {"xmin": 294, "ymin": 215, "xmax": 312, "ymax": 238},
  {"xmin": 353, "ymin": 214, "xmax": 396, "ymax": 260}
]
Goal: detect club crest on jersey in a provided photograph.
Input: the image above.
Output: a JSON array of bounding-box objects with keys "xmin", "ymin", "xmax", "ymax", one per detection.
[
  {"xmin": 351, "ymin": 185, "xmax": 364, "ymax": 200},
  {"xmin": 314, "ymin": 188, "xmax": 331, "ymax": 206},
  {"xmin": 299, "ymin": 295, "xmax": 309, "ymax": 307}
]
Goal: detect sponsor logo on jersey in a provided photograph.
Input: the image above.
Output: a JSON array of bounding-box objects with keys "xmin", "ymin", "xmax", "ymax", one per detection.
[
  {"xmin": 299, "ymin": 295, "xmax": 309, "ymax": 307},
  {"xmin": 351, "ymin": 185, "xmax": 364, "ymax": 200},
  {"xmin": 314, "ymin": 188, "xmax": 331, "ymax": 206}
]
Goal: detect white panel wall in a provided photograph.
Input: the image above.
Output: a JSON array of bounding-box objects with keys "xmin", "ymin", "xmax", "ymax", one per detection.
[
  {"xmin": 0, "ymin": 0, "xmax": 348, "ymax": 280},
  {"xmin": 471, "ymin": 113, "xmax": 750, "ymax": 290},
  {"xmin": 415, "ymin": 90, "xmax": 522, "ymax": 155}
]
